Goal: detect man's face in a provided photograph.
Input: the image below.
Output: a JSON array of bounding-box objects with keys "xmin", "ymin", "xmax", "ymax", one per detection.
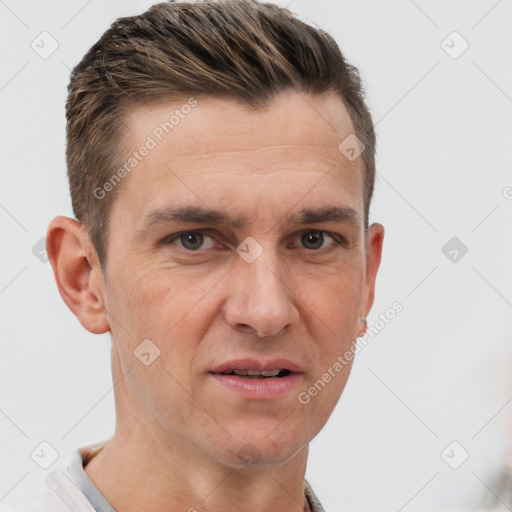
[{"xmin": 99, "ymin": 90, "xmax": 383, "ymax": 467}]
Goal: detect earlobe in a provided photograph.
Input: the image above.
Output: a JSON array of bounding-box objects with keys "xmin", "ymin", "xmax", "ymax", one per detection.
[
  {"xmin": 362, "ymin": 223, "xmax": 385, "ymax": 318},
  {"xmin": 46, "ymin": 216, "xmax": 110, "ymax": 335},
  {"xmin": 357, "ymin": 318, "xmax": 368, "ymax": 337}
]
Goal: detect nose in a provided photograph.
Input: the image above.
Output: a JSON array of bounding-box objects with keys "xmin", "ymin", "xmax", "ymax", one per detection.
[{"xmin": 223, "ymin": 251, "xmax": 299, "ymax": 338}]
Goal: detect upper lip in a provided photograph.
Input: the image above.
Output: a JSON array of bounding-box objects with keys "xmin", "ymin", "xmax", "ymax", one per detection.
[{"xmin": 210, "ymin": 358, "xmax": 303, "ymax": 374}]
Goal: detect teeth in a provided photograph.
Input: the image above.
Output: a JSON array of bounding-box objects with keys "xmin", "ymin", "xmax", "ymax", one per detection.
[
  {"xmin": 228, "ymin": 369, "xmax": 282, "ymax": 377},
  {"xmin": 260, "ymin": 370, "xmax": 281, "ymax": 377}
]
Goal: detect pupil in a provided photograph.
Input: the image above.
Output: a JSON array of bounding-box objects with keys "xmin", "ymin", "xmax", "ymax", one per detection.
[
  {"xmin": 181, "ymin": 232, "xmax": 203, "ymax": 250},
  {"xmin": 302, "ymin": 231, "xmax": 323, "ymax": 250}
]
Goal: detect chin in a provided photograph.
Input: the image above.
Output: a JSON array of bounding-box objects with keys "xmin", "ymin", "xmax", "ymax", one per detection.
[{"xmin": 213, "ymin": 427, "xmax": 309, "ymax": 469}]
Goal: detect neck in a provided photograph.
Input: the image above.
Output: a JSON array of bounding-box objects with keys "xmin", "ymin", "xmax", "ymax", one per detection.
[{"xmin": 84, "ymin": 420, "xmax": 311, "ymax": 512}]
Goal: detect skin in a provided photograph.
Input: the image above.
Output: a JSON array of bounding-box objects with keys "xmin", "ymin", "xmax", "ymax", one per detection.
[{"xmin": 47, "ymin": 89, "xmax": 384, "ymax": 512}]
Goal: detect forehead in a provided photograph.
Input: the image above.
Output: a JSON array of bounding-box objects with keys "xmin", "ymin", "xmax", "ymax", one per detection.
[
  {"xmin": 124, "ymin": 90, "xmax": 356, "ymax": 159},
  {"xmin": 112, "ymin": 90, "xmax": 364, "ymax": 230}
]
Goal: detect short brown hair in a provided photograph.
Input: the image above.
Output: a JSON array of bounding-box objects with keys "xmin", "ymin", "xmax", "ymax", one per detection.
[{"xmin": 66, "ymin": 0, "xmax": 376, "ymax": 270}]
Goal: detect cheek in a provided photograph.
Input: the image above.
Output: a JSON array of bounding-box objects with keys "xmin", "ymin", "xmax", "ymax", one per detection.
[
  {"xmin": 107, "ymin": 268, "xmax": 215, "ymax": 373},
  {"xmin": 105, "ymin": 269, "xmax": 211, "ymax": 423},
  {"xmin": 108, "ymin": 261, "xmax": 194, "ymax": 330},
  {"xmin": 304, "ymin": 267, "xmax": 364, "ymax": 331}
]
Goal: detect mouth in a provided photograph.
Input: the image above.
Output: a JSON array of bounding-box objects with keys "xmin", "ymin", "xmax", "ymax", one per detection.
[
  {"xmin": 213, "ymin": 369, "xmax": 293, "ymax": 379},
  {"xmin": 209, "ymin": 359, "xmax": 304, "ymax": 400}
]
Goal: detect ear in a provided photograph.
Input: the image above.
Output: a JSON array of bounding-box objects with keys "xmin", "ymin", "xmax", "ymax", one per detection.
[
  {"xmin": 46, "ymin": 216, "xmax": 110, "ymax": 335},
  {"xmin": 361, "ymin": 222, "xmax": 385, "ymax": 319}
]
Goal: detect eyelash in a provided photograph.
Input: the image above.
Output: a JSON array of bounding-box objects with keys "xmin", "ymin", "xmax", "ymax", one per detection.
[{"xmin": 163, "ymin": 230, "xmax": 348, "ymax": 253}]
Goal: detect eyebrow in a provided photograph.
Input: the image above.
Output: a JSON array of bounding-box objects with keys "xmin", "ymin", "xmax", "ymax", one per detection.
[{"xmin": 136, "ymin": 204, "xmax": 361, "ymax": 235}]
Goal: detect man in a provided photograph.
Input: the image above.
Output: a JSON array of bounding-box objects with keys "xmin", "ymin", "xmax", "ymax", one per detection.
[{"xmin": 2, "ymin": 0, "xmax": 384, "ymax": 510}]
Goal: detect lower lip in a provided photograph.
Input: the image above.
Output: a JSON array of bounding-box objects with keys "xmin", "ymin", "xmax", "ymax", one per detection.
[{"xmin": 209, "ymin": 372, "xmax": 303, "ymax": 400}]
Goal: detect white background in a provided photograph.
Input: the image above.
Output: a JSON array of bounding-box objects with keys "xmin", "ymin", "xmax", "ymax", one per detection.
[{"xmin": 1, "ymin": 1, "xmax": 511, "ymax": 510}]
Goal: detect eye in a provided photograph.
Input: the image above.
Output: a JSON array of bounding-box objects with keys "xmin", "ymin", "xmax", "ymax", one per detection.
[
  {"xmin": 294, "ymin": 230, "xmax": 345, "ymax": 251},
  {"xmin": 163, "ymin": 229, "xmax": 347, "ymax": 253},
  {"xmin": 165, "ymin": 231, "xmax": 218, "ymax": 251}
]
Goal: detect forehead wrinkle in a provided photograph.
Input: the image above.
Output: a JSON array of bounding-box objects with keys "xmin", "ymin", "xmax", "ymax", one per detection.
[
  {"xmin": 161, "ymin": 143, "xmax": 343, "ymax": 164},
  {"xmin": 156, "ymin": 150, "xmax": 346, "ymax": 181}
]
